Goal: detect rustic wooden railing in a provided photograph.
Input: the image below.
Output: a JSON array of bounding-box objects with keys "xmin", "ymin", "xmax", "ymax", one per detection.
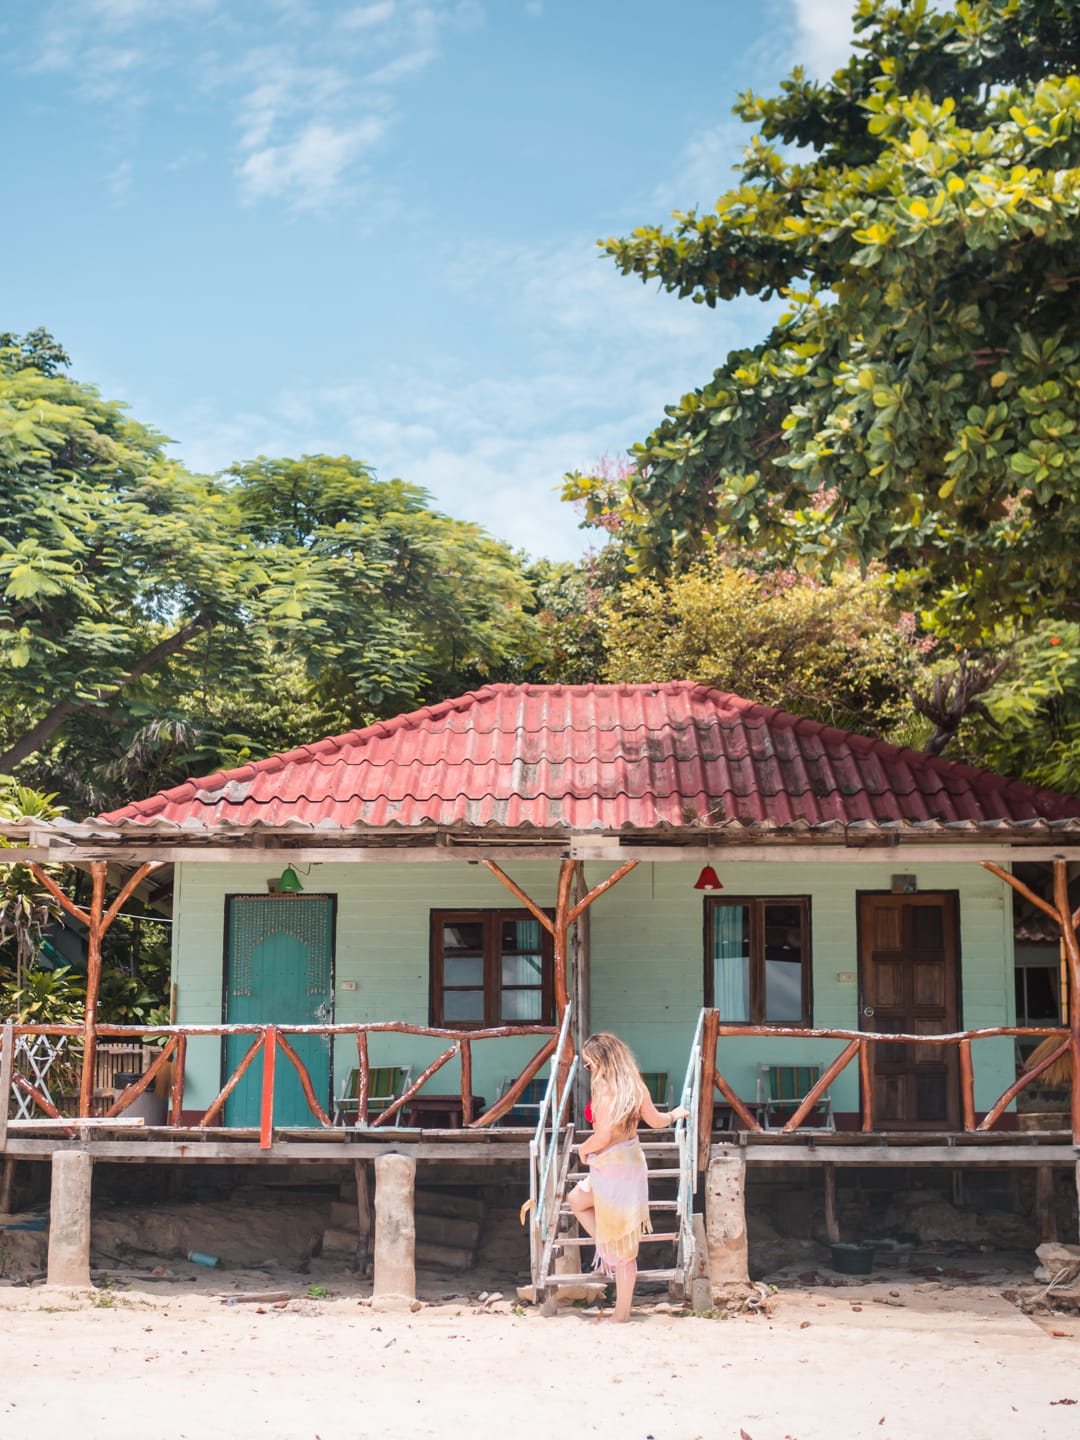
[
  {"xmin": 1, "ymin": 1020, "xmax": 558, "ymax": 1151},
  {"xmin": 696, "ymin": 1012, "xmax": 1077, "ymax": 1162}
]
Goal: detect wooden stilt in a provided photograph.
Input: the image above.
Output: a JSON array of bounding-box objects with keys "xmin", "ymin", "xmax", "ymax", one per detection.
[
  {"xmin": 354, "ymin": 1159, "xmax": 372, "ymax": 1256},
  {"xmin": 0, "ymin": 1157, "xmax": 16, "ymax": 1215},
  {"xmin": 823, "ymin": 1164, "xmax": 839, "ymax": 1245},
  {"xmin": 1035, "ymin": 1165, "xmax": 1057, "ymax": 1243},
  {"xmin": 0, "ymin": 1018, "xmax": 12, "ymax": 1154}
]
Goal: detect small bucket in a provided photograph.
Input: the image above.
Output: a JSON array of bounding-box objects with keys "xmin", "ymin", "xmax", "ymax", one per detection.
[{"xmin": 830, "ymin": 1242, "xmax": 874, "ymax": 1275}]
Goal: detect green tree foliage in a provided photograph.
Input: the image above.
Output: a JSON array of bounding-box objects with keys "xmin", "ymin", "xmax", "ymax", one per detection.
[
  {"xmin": 0, "ymin": 336, "xmax": 542, "ymax": 803},
  {"xmin": 569, "ymin": 0, "xmax": 1080, "ymax": 636},
  {"xmin": 961, "ymin": 622, "xmax": 1080, "ymax": 793},
  {"xmin": 601, "ymin": 558, "xmax": 928, "ymax": 740}
]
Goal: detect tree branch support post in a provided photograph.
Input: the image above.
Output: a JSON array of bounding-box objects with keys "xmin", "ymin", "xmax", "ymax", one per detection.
[
  {"xmin": 372, "ymin": 1152, "xmax": 416, "ymax": 1310},
  {"xmin": 29, "ymin": 858, "xmax": 162, "ymax": 1118},
  {"xmin": 705, "ymin": 1149, "xmax": 749, "ymax": 1294},
  {"xmin": 483, "ymin": 856, "xmax": 639, "ymax": 1110},
  {"xmin": 47, "ymin": 1149, "xmax": 93, "ymax": 1288}
]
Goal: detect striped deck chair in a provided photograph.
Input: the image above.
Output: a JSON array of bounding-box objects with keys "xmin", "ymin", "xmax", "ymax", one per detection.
[
  {"xmin": 757, "ymin": 1063, "xmax": 834, "ymax": 1131},
  {"xmin": 495, "ymin": 1073, "xmax": 549, "ymax": 1126},
  {"xmin": 333, "ymin": 1065, "xmax": 412, "ymax": 1126}
]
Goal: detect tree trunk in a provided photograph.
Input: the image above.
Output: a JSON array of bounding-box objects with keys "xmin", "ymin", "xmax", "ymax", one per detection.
[{"xmin": 0, "ymin": 615, "xmax": 214, "ymax": 772}]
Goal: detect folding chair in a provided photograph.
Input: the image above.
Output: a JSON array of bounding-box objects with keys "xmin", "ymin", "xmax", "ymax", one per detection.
[
  {"xmin": 640, "ymin": 1071, "xmax": 671, "ymax": 1109},
  {"xmin": 333, "ymin": 1064, "xmax": 412, "ymax": 1126},
  {"xmin": 757, "ymin": 1063, "xmax": 834, "ymax": 1131},
  {"xmin": 495, "ymin": 1073, "xmax": 550, "ymax": 1126}
]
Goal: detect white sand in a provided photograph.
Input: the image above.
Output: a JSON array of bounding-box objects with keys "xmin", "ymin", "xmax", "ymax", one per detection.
[{"xmin": 0, "ymin": 1277, "xmax": 1077, "ymax": 1440}]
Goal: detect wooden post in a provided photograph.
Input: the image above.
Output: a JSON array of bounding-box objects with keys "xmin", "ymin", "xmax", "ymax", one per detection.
[
  {"xmin": 858, "ymin": 1039, "xmax": 874, "ymax": 1132},
  {"xmin": 1035, "ymin": 1166, "xmax": 1057, "ymax": 1244},
  {"xmin": 571, "ymin": 861, "xmax": 591, "ymax": 1122},
  {"xmin": 0, "ymin": 1158, "xmax": 15, "ymax": 1216},
  {"xmin": 460, "ymin": 1038, "xmax": 473, "ymax": 1126},
  {"xmin": 959, "ymin": 1039, "xmax": 975, "ymax": 1131},
  {"xmin": 698, "ymin": 1009, "xmax": 719, "ymax": 1168},
  {"xmin": 260, "ymin": 1026, "xmax": 277, "ymax": 1150},
  {"xmin": 1051, "ymin": 860, "xmax": 1080, "ymax": 1146},
  {"xmin": 823, "ymin": 1165, "xmax": 840, "ymax": 1245},
  {"xmin": 28, "ymin": 858, "xmax": 161, "ymax": 1118},
  {"xmin": 354, "ymin": 1159, "xmax": 373, "ymax": 1257},
  {"xmin": 170, "ymin": 1033, "xmax": 187, "ymax": 1126},
  {"xmin": 356, "ymin": 1031, "xmax": 370, "ymax": 1125},
  {"xmin": 0, "ymin": 1019, "xmax": 13, "ymax": 1154}
]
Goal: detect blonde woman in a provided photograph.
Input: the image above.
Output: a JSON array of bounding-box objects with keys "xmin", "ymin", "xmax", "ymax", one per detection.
[{"xmin": 568, "ymin": 1032, "xmax": 690, "ymax": 1322}]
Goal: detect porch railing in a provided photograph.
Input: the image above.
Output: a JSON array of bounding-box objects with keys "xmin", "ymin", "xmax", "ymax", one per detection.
[
  {"xmin": 694, "ymin": 1011, "xmax": 1078, "ymax": 1157},
  {"xmin": 527, "ymin": 1005, "xmax": 577, "ymax": 1295},
  {"xmin": 673, "ymin": 1007, "xmax": 704, "ymax": 1286},
  {"xmin": 1, "ymin": 1019, "xmax": 559, "ymax": 1150}
]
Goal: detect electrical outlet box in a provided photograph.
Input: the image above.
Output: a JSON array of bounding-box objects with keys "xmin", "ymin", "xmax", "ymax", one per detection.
[
  {"xmin": 340, "ymin": 980, "xmax": 357, "ymax": 992},
  {"xmin": 836, "ymin": 971, "xmax": 856, "ymax": 983}
]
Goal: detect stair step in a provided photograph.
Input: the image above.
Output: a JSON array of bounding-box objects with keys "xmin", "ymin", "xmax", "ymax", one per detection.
[
  {"xmin": 556, "ymin": 1232, "xmax": 678, "ymax": 1247},
  {"xmin": 568, "ymin": 1168, "xmax": 680, "ymax": 1182},
  {"xmin": 542, "ymin": 1270, "xmax": 676, "ymax": 1285},
  {"xmin": 560, "ymin": 1199, "xmax": 678, "ymax": 1215}
]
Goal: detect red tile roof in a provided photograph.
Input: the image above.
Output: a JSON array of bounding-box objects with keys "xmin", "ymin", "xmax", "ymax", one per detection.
[{"xmin": 95, "ymin": 682, "xmax": 1080, "ymax": 837}]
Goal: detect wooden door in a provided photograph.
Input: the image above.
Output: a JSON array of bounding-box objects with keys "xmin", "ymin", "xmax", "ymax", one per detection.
[
  {"xmin": 224, "ymin": 895, "xmax": 334, "ymax": 1128},
  {"xmin": 857, "ymin": 893, "xmax": 960, "ymax": 1130}
]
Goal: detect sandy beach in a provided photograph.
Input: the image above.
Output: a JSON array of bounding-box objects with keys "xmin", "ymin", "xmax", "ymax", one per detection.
[{"xmin": 1, "ymin": 1270, "xmax": 1077, "ymax": 1440}]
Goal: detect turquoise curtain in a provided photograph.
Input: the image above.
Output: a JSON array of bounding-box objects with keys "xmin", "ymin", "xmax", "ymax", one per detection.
[{"xmin": 713, "ymin": 905, "xmax": 750, "ymax": 1020}]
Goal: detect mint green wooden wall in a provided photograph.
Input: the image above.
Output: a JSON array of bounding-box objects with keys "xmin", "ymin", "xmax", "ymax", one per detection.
[
  {"xmin": 171, "ymin": 857, "xmax": 1015, "ymax": 1119},
  {"xmin": 584, "ymin": 859, "xmax": 1015, "ymax": 1116}
]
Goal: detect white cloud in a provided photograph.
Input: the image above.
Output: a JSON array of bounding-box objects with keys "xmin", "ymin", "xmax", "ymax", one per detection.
[
  {"xmin": 238, "ymin": 117, "xmax": 386, "ymax": 208},
  {"xmin": 789, "ymin": 0, "xmax": 856, "ymax": 77},
  {"xmin": 169, "ymin": 232, "xmax": 775, "ymax": 560},
  {"xmin": 366, "ymin": 47, "xmax": 436, "ymax": 85},
  {"xmin": 524, "ymin": 1, "xmax": 543, "ymax": 16},
  {"xmin": 342, "ymin": 1, "xmax": 397, "ymax": 27}
]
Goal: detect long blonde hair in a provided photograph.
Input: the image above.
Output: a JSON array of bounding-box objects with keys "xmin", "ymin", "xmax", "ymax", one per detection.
[{"xmin": 582, "ymin": 1032, "xmax": 645, "ymax": 1131}]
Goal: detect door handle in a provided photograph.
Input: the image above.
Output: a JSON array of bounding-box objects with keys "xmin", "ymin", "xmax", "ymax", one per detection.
[{"xmin": 862, "ymin": 1006, "xmax": 875, "ymax": 1017}]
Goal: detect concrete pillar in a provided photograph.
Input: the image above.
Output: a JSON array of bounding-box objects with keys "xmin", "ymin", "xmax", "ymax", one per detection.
[
  {"xmin": 372, "ymin": 1152, "xmax": 415, "ymax": 1310},
  {"xmin": 47, "ymin": 1150, "xmax": 93, "ymax": 1289},
  {"xmin": 705, "ymin": 1150, "xmax": 749, "ymax": 1292}
]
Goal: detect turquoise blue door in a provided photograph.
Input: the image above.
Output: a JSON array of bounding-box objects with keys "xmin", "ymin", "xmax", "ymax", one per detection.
[{"xmin": 224, "ymin": 895, "xmax": 334, "ymax": 1128}]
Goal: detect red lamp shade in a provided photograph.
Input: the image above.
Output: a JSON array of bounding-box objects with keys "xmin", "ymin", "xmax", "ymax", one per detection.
[{"xmin": 693, "ymin": 865, "xmax": 723, "ymax": 891}]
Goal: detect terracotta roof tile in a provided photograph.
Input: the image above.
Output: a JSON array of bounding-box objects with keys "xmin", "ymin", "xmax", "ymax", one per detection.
[{"xmin": 97, "ymin": 682, "xmax": 1080, "ymax": 834}]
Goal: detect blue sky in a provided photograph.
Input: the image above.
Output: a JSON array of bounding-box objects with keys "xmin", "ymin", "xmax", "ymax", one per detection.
[{"xmin": 2, "ymin": 0, "xmax": 856, "ymax": 560}]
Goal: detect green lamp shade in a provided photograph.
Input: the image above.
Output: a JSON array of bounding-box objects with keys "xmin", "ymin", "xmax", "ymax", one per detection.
[{"xmin": 275, "ymin": 866, "xmax": 304, "ymax": 894}]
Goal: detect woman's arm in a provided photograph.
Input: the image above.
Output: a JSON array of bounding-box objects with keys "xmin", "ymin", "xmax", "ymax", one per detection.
[{"xmin": 639, "ymin": 1092, "xmax": 691, "ymax": 1129}]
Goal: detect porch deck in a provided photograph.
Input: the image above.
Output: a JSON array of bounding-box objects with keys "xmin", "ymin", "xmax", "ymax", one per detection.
[{"xmin": 1, "ymin": 1119, "xmax": 536, "ymax": 1164}]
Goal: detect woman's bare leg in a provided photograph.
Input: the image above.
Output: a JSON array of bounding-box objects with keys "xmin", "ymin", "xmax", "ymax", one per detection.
[
  {"xmin": 566, "ymin": 1181, "xmax": 597, "ymax": 1238},
  {"xmin": 612, "ymin": 1259, "xmax": 637, "ymax": 1322}
]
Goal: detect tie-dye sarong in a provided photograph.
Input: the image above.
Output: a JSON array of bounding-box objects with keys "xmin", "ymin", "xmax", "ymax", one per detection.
[{"xmin": 587, "ymin": 1137, "xmax": 652, "ymax": 1274}]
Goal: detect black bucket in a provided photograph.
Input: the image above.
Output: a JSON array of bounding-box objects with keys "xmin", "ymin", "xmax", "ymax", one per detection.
[{"xmin": 830, "ymin": 1242, "xmax": 874, "ymax": 1275}]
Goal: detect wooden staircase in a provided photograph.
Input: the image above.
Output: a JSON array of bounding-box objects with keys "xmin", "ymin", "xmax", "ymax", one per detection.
[{"xmin": 537, "ymin": 1136, "xmax": 684, "ymax": 1291}]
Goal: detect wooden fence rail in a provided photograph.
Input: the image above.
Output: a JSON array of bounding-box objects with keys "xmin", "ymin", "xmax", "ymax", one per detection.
[
  {"xmin": 701, "ymin": 1017, "xmax": 1076, "ymax": 1147},
  {"xmin": 3, "ymin": 1020, "xmax": 558, "ymax": 1150}
]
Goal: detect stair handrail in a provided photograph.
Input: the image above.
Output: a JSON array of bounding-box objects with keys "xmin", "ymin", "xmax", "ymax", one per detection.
[
  {"xmin": 673, "ymin": 1008, "xmax": 706, "ymax": 1286},
  {"xmin": 528, "ymin": 1004, "xmax": 577, "ymax": 1290}
]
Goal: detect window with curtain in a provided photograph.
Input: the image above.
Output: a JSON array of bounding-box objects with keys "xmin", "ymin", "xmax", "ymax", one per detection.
[
  {"xmin": 705, "ymin": 897, "xmax": 811, "ymax": 1025},
  {"xmin": 430, "ymin": 910, "xmax": 555, "ymax": 1028}
]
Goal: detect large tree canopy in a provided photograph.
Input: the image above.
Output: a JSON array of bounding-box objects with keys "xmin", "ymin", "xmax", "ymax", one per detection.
[
  {"xmin": 568, "ymin": 0, "xmax": 1080, "ymax": 636},
  {"xmin": 0, "ymin": 335, "xmax": 540, "ymax": 800}
]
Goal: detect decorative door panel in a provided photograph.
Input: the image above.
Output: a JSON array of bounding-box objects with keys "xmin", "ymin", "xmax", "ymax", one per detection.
[
  {"xmin": 858, "ymin": 893, "xmax": 960, "ymax": 1130},
  {"xmin": 224, "ymin": 896, "xmax": 334, "ymax": 1128}
]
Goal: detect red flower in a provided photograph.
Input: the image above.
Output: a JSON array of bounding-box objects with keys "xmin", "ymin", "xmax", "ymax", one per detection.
[{"xmin": 1050, "ymin": 637, "xmax": 1062, "ymax": 646}]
